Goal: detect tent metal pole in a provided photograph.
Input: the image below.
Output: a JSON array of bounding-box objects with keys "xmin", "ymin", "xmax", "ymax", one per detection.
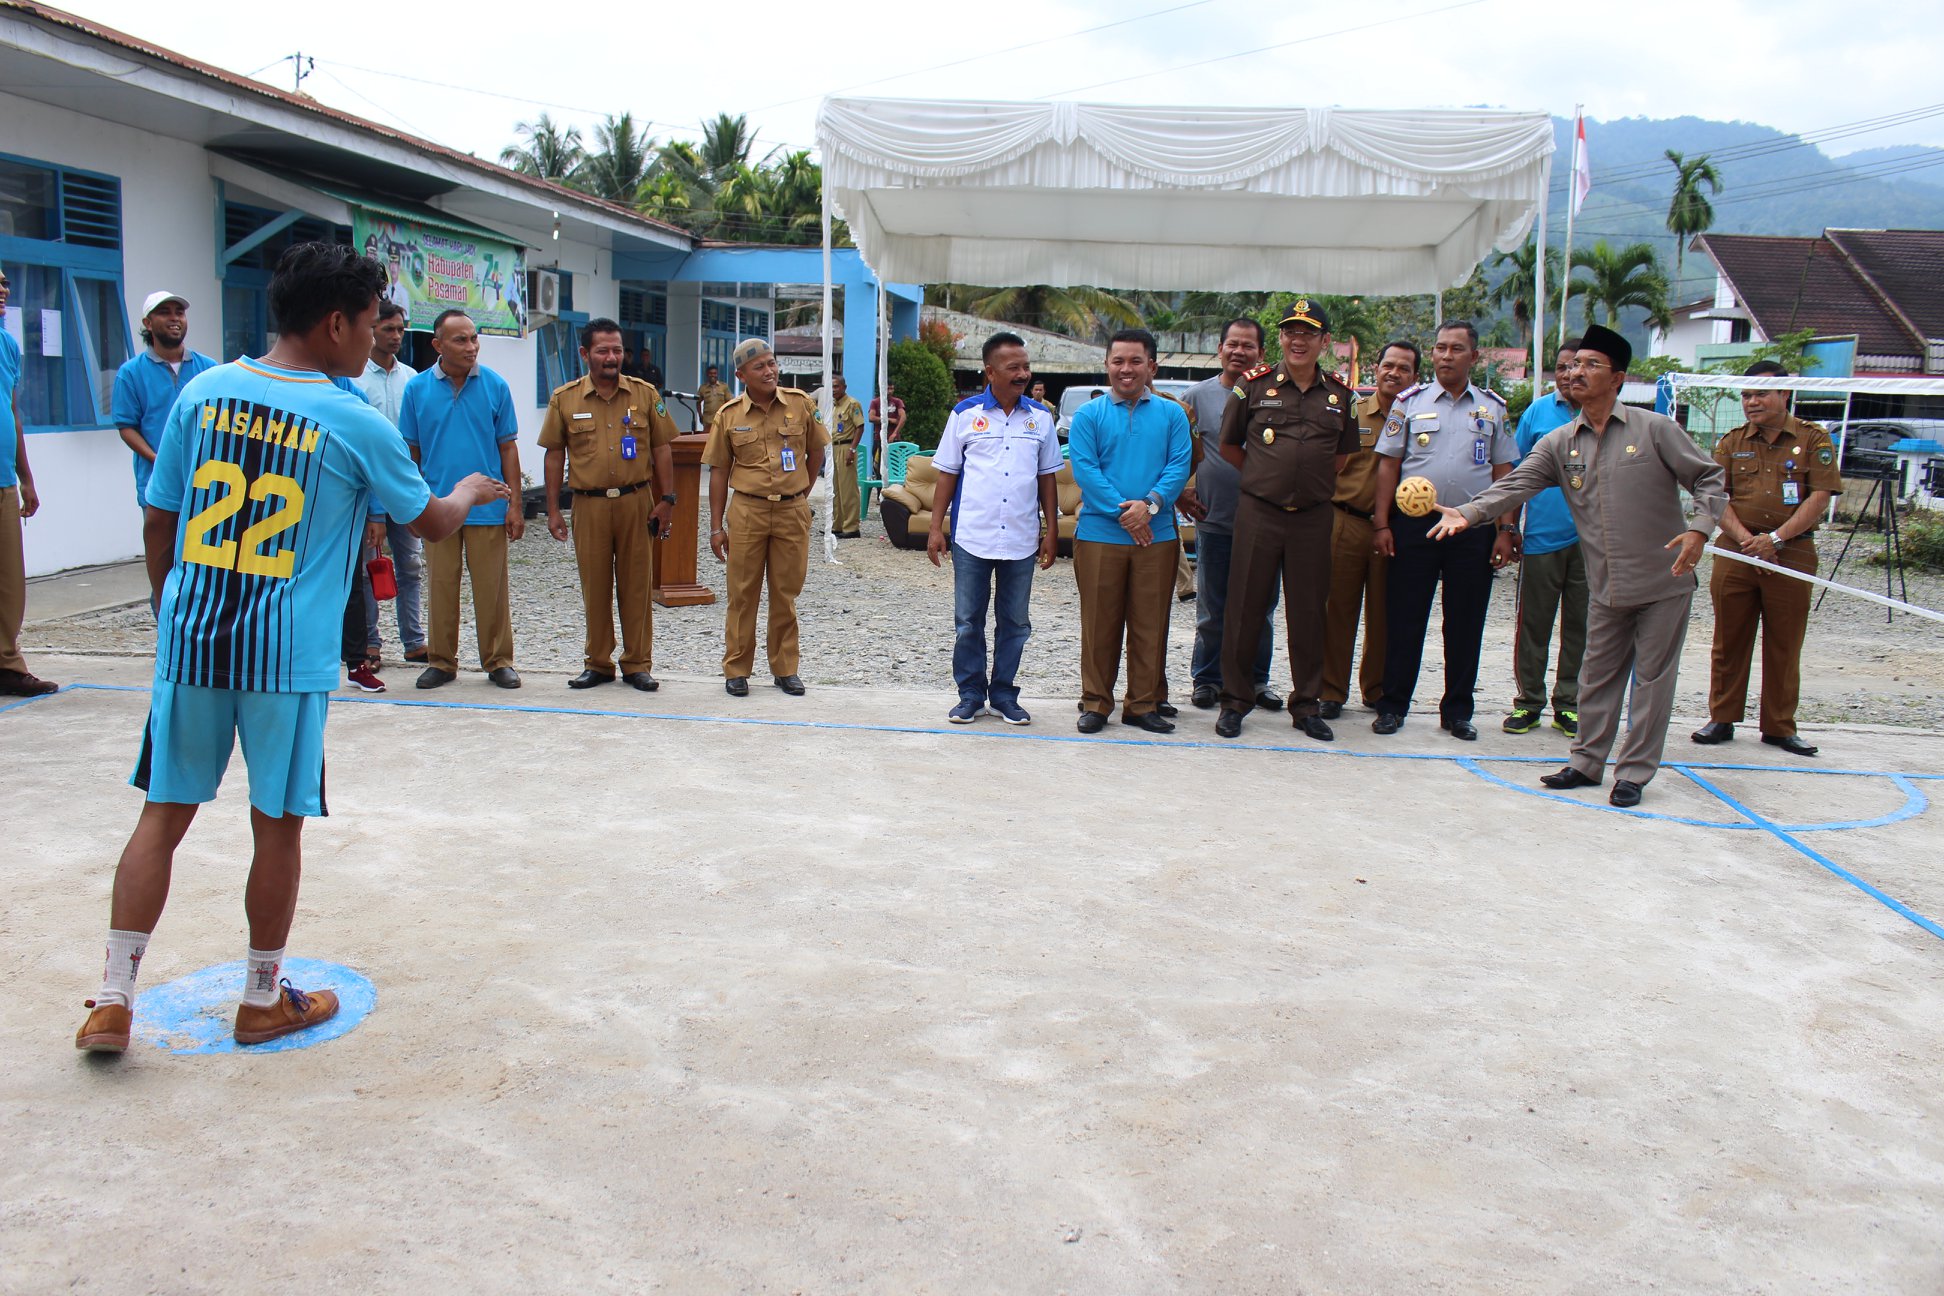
[
  {"xmin": 1832, "ymin": 388, "xmax": 1853, "ymax": 526},
  {"xmin": 821, "ymin": 181, "xmax": 837, "ymax": 561},
  {"xmin": 1434, "ymin": 290, "xmax": 1443, "ymax": 330},
  {"xmin": 878, "ymin": 280, "xmax": 890, "ymax": 478},
  {"xmin": 1532, "ymin": 151, "xmax": 1552, "ymax": 396}
]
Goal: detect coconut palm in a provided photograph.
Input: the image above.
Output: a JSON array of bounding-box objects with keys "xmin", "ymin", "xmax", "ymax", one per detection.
[
  {"xmin": 1571, "ymin": 240, "xmax": 1672, "ymax": 330},
  {"xmin": 700, "ymin": 112, "xmax": 767, "ymax": 177},
  {"xmin": 499, "ymin": 114, "xmax": 583, "ymax": 183},
  {"xmin": 575, "ymin": 113, "xmax": 656, "ymax": 205},
  {"xmin": 1664, "ymin": 149, "xmax": 1724, "ymax": 284},
  {"xmin": 1489, "ymin": 240, "xmax": 1567, "ymax": 347},
  {"xmin": 963, "ymin": 285, "xmax": 1143, "ymax": 339}
]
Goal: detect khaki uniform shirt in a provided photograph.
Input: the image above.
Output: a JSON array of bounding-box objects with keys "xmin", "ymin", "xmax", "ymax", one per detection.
[
  {"xmin": 537, "ymin": 375, "xmax": 681, "ymax": 491},
  {"xmin": 704, "ymin": 388, "xmax": 830, "ymax": 498},
  {"xmin": 830, "ymin": 395, "xmax": 866, "ymax": 446},
  {"xmin": 699, "ymin": 381, "xmax": 733, "ymax": 426},
  {"xmin": 1459, "ymin": 403, "xmax": 1729, "ymax": 608},
  {"xmin": 1219, "ymin": 363, "xmax": 1359, "ymax": 512},
  {"xmin": 1714, "ymin": 414, "xmax": 1842, "ymax": 536},
  {"xmin": 1334, "ymin": 392, "xmax": 1388, "ymax": 514}
]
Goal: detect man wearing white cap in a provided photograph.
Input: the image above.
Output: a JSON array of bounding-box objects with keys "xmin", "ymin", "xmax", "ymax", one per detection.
[{"xmin": 112, "ymin": 291, "xmax": 217, "ymax": 508}]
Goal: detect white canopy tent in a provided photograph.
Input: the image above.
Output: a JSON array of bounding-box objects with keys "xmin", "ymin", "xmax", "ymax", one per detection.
[{"xmin": 811, "ymin": 96, "xmax": 1558, "ymax": 557}]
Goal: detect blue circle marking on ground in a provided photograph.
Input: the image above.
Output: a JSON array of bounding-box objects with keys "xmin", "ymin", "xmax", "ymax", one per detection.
[{"xmin": 132, "ymin": 957, "xmax": 374, "ymax": 1055}]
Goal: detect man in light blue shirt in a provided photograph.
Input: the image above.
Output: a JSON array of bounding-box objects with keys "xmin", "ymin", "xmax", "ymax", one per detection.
[
  {"xmin": 0, "ymin": 268, "xmax": 56, "ymax": 696},
  {"xmin": 926, "ymin": 332, "xmax": 1062, "ymax": 726},
  {"xmin": 111, "ymin": 290, "xmax": 217, "ymax": 508},
  {"xmin": 1068, "ymin": 328, "xmax": 1192, "ymax": 734},
  {"xmin": 1504, "ymin": 339, "xmax": 1588, "ymax": 737},
  {"xmin": 398, "ymin": 309, "xmax": 523, "ymax": 689},
  {"xmin": 355, "ymin": 299, "xmax": 426, "ymax": 665}
]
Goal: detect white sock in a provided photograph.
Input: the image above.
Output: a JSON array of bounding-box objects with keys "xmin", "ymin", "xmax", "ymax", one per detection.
[
  {"xmin": 242, "ymin": 947, "xmax": 286, "ymax": 1008},
  {"xmin": 97, "ymin": 929, "xmax": 150, "ymax": 1008}
]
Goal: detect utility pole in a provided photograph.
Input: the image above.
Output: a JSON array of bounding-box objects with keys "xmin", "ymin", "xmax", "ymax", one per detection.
[{"xmin": 292, "ymin": 53, "xmax": 314, "ymax": 94}]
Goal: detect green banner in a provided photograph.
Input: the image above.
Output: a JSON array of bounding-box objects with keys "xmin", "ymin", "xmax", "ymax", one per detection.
[{"xmin": 354, "ymin": 211, "xmax": 526, "ymax": 337}]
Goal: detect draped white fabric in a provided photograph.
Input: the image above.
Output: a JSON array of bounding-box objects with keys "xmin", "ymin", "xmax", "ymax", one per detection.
[{"xmin": 816, "ymin": 97, "xmax": 1555, "ymax": 295}]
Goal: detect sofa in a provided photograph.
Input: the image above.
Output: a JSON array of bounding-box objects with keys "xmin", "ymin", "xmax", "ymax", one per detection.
[{"xmin": 882, "ymin": 456, "xmax": 1194, "ymax": 558}]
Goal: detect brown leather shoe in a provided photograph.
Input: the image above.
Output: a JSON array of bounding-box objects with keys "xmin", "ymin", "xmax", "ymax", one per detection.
[
  {"xmin": 75, "ymin": 999, "xmax": 131, "ymax": 1053},
  {"xmin": 234, "ymin": 981, "xmax": 340, "ymax": 1045},
  {"xmin": 0, "ymin": 669, "xmax": 58, "ymax": 697}
]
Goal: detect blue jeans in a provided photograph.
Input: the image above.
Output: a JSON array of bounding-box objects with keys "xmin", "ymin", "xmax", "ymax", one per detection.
[
  {"xmin": 1190, "ymin": 528, "xmax": 1273, "ymax": 690},
  {"xmin": 363, "ymin": 518, "xmax": 427, "ymax": 653},
  {"xmin": 952, "ymin": 543, "xmax": 1035, "ymax": 707}
]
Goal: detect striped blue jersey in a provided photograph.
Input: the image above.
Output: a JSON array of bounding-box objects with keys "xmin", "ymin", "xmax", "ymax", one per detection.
[{"xmin": 146, "ymin": 357, "xmax": 433, "ymax": 692}]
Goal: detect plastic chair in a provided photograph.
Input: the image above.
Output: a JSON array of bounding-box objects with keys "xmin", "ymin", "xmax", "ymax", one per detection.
[
  {"xmin": 883, "ymin": 441, "xmax": 916, "ymax": 486},
  {"xmin": 857, "ymin": 441, "xmax": 885, "ymax": 517}
]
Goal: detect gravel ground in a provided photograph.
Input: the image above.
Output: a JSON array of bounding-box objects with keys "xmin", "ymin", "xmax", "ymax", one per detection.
[{"xmin": 25, "ymin": 476, "xmax": 1944, "ymax": 729}]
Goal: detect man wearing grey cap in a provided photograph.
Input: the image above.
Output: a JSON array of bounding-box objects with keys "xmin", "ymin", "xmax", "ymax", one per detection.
[
  {"xmin": 1427, "ymin": 324, "xmax": 1729, "ymax": 807},
  {"xmin": 704, "ymin": 338, "xmax": 828, "ymax": 696},
  {"xmin": 112, "ymin": 291, "xmax": 217, "ymax": 509}
]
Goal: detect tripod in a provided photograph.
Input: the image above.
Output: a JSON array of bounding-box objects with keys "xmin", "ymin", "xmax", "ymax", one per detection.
[{"xmin": 1819, "ymin": 464, "xmax": 1908, "ymax": 623}]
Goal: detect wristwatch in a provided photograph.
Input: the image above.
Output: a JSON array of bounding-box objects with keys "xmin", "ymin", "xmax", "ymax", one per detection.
[
  {"xmin": 660, "ymin": 493, "xmax": 677, "ymax": 506},
  {"xmin": 1498, "ymin": 524, "xmax": 1519, "ymax": 534},
  {"xmin": 1144, "ymin": 492, "xmax": 1162, "ymax": 518}
]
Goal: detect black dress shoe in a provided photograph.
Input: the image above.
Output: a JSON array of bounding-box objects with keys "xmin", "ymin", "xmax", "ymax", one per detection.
[
  {"xmin": 1121, "ymin": 710, "xmax": 1175, "ymax": 734},
  {"xmin": 1191, "ymin": 684, "xmax": 1218, "ymax": 710},
  {"xmin": 568, "ymin": 670, "xmax": 615, "ymax": 689},
  {"xmin": 724, "ymin": 676, "xmax": 750, "ymax": 697},
  {"xmin": 1295, "ymin": 714, "xmax": 1334, "ymax": 742},
  {"xmin": 488, "ymin": 667, "xmax": 521, "ymax": 689},
  {"xmin": 1447, "ymin": 720, "xmax": 1478, "ymax": 742},
  {"xmin": 1691, "ymin": 721, "xmax": 1735, "ymax": 745},
  {"xmin": 1763, "ymin": 733, "xmax": 1819, "ymax": 757},
  {"xmin": 416, "ymin": 667, "xmax": 456, "ymax": 690},
  {"xmin": 1609, "ymin": 780, "xmax": 1643, "ymax": 808},
  {"xmin": 623, "ymin": 672, "xmax": 659, "ymax": 692},
  {"xmin": 1540, "ymin": 766, "xmax": 1600, "ymax": 790},
  {"xmin": 1077, "ymin": 710, "xmax": 1107, "ymax": 734},
  {"xmin": 1372, "ymin": 713, "xmax": 1403, "ymax": 735},
  {"xmin": 1215, "ymin": 709, "xmax": 1243, "ymax": 738},
  {"xmin": 1254, "ymin": 688, "xmax": 1285, "ymax": 712},
  {"xmin": 774, "ymin": 674, "xmax": 805, "ymax": 695},
  {"xmin": 1156, "ymin": 701, "xmax": 1179, "ymax": 718},
  {"xmin": 1318, "ymin": 700, "xmax": 1343, "ymax": 720}
]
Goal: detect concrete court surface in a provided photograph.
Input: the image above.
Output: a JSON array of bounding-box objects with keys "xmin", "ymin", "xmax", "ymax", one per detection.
[{"xmin": 3, "ymin": 652, "xmax": 1943, "ymax": 1295}]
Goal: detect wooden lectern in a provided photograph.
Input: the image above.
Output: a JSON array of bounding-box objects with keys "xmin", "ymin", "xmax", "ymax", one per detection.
[{"xmin": 653, "ymin": 432, "xmax": 716, "ymax": 607}]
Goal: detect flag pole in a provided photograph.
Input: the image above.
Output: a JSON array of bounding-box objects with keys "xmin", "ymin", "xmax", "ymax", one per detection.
[
  {"xmin": 1533, "ymin": 148, "xmax": 1551, "ymax": 395},
  {"xmin": 1558, "ymin": 105, "xmax": 1583, "ymax": 347}
]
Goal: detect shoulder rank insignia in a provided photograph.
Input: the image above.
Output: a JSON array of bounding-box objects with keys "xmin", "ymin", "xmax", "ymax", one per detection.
[
  {"xmin": 1483, "ymin": 388, "xmax": 1507, "ymax": 405},
  {"xmin": 1242, "ymin": 364, "xmax": 1273, "ymax": 381}
]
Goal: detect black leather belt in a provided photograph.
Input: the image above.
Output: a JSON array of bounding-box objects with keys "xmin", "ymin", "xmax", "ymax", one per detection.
[
  {"xmin": 1333, "ymin": 501, "xmax": 1374, "ymax": 521},
  {"xmin": 572, "ymin": 482, "xmax": 648, "ymax": 499},
  {"xmin": 755, "ymin": 490, "xmax": 806, "ymax": 502}
]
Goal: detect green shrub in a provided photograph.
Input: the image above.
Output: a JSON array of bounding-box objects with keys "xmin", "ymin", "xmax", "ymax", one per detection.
[
  {"xmin": 887, "ymin": 338, "xmax": 954, "ymax": 452},
  {"xmin": 1869, "ymin": 507, "xmax": 1944, "ymax": 572}
]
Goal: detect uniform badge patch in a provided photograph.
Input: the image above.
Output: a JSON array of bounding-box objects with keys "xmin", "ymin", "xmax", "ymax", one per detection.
[
  {"xmin": 1383, "ymin": 414, "xmax": 1403, "ymax": 438},
  {"xmin": 972, "ymin": 415, "xmax": 990, "ymax": 432},
  {"xmin": 1232, "ymin": 385, "xmax": 1247, "ymax": 400},
  {"xmin": 1817, "ymin": 446, "xmax": 1833, "ymax": 464},
  {"xmin": 1328, "ymin": 394, "xmax": 1339, "ymax": 405},
  {"xmin": 656, "ymin": 400, "xmax": 667, "ymax": 417}
]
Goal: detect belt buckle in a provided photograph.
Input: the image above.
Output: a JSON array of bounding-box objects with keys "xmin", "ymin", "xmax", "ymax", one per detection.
[{"xmin": 604, "ymin": 487, "xmax": 621, "ymax": 498}]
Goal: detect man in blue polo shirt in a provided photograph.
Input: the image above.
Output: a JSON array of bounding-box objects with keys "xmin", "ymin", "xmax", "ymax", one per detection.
[
  {"xmin": 112, "ymin": 290, "xmax": 218, "ymax": 509},
  {"xmin": 1067, "ymin": 328, "xmax": 1193, "ymax": 734},
  {"xmin": 1503, "ymin": 339, "xmax": 1588, "ymax": 737},
  {"xmin": 398, "ymin": 309, "xmax": 523, "ymax": 689},
  {"xmin": 0, "ymin": 267, "xmax": 56, "ymax": 696},
  {"xmin": 73, "ymin": 242, "xmax": 509, "ymax": 1054},
  {"xmin": 926, "ymin": 331, "xmax": 1062, "ymax": 726}
]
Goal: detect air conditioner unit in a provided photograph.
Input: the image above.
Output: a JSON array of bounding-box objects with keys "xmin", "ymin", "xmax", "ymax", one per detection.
[{"xmin": 529, "ymin": 269, "xmax": 560, "ymax": 326}]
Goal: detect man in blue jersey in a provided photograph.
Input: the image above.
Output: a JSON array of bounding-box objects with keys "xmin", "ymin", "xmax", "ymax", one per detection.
[
  {"xmin": 112, "ymin": 290, "xmax": 218, "ymax": 509},
  {"xmin": 74, "ymin": 243, "xmax": 509, "ymax": 1054},
  {"xmin": 0, "ymin": 267, "xmax": 57, "ymax": 696},
  {"xmin": 1503, "ymin": 339, "xmax": 1588, "ymax": 737}
]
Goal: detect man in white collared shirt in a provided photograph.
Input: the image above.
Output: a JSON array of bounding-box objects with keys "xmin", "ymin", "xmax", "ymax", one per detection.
[
  {"xmin": 353, "ymin": 300, "xmax": 427, "ymax": 663},
  {"xmin": 927, "ymin": 332, "xmax": 1062, "ymax": 726}
]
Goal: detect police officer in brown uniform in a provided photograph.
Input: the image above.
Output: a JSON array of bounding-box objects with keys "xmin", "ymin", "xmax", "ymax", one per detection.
[
  {"xmin": 1321, "ymin": 339, "xmax": 1418, "ymax": 719},
  {"xmin": 1214, "ymin": 300, "xmax": 1360, "ymax": 741},
  {"xmin": 706, "ymin": 338, "xmax": 828, "ymax": 696},
  {"xmin": 828, "ymin": 374, "xmax": 867, "ymax": 538},
  {"xmin": 698, "ymin": 365, "xmax": 732, "ymax": 427},
  {"xmin": 540, "ymin": 318, "xmax": 680, "ymax": 691},
  {"xmin": 1692, "ymin": 361, "xmax": 1841, "ymax": 756}
]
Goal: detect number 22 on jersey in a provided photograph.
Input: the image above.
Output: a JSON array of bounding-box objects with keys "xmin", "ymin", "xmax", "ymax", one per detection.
[{"xmin": 181, "ymin": 459, "xmax": 307, "ymax": 578}]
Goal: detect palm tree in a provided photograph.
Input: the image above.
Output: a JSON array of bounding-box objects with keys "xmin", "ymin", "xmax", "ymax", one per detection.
[
  {"xmin": 700, "ymin": 112, "xmax": 766, "ymax": 178},
  {"xmin": 574, "ymin": 112, "xmax": 656, "ymax": 205},
  {"xmin": 635, "ymin": 172, "xmax": 694, "ymax": 226},
  {"xmin": 1664, "ymin": 150, "xmax": 1724, "ymax": 286},
  {"xmin": 764, "ymin": 150, "xmax": 823, "ymax": 243},
  {"xmin": 1571, "ymin": 240, "xmax": 1673, "ymax": 330},
  {"xmin": 499, "ymin": 114, "xmax": 583, "ymax": 183},
  {"xmin": 1488, "ymin": 239, "xmax": 1566, "ymax": 347},
  {"xmin": 963, "ymin": 285, "xmax": 1143, "ymax": 339}
]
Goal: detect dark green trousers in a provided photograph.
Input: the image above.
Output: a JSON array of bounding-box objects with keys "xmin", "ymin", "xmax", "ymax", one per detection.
[{"xmin": 1513, "ymin": 543, "xmax": 1588, "ymax": 714}]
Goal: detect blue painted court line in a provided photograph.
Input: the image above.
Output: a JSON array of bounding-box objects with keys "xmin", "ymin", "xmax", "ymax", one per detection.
[
  {"xmin": 132, "ymin": 956, "xmax": 375, "ymax": 1055},
  {"xmin": 1679, "ymin": 767, "xmax": 1944, "ymax": 944}
]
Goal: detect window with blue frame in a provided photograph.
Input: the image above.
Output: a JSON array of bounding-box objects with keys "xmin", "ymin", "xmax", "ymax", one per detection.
[
  {"xmin": 0, "ymin": 153, "xmax": 133, "ymax": 432},
  {"xmin": 618, "ymin": 284, "xmax": 668, "ymax": 378},
  {"xmin": 220, "ymin": 202, "xmax": 347, "ymax": 361}
]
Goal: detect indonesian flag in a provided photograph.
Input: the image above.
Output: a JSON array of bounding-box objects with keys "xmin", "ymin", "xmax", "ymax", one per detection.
[{"xmin": 1570, "ymin": 114, "xmax": 1592, "ymax": 216}]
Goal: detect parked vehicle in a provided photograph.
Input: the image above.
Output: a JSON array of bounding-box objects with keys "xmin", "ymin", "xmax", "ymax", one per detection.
[{"xmin": 1054, "ymin": 378, "xmax": 1200, "ymax": 440}]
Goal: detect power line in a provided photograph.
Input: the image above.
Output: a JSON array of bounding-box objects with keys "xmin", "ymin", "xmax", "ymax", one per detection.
[{"xmin": 311, "ymin": 68, "xmax": 436, "ymax": 143}]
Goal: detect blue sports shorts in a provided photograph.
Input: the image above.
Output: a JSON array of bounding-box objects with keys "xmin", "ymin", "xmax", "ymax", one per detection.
[{"xmin": 131, "ymin": 682, "xmax": 330, "ymax": 818}]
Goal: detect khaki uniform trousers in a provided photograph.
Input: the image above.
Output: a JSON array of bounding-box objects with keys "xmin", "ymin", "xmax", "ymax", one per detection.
[
  {"xmin": 1570, "ymin": 591, "xmax": 1693, "ymax": 788},
  {"xmin": 1708, "ymin": 539, "xmax": 1814, "ymax": 738},
  {"xmin": 1074, "ymin": 537, "xmax": 1177, "ymax": 717},
  {"xmin": 425, "ymin": 523, "xmax": 514, "ymax": 675},
  {"xmin": 1174, "ymin": 544, "xmax": 1196, "ymax": 601},
  {"xmin": 1321, "ymin": 506, "xmax": 1387, "ymax": 708},
  {"xmin": 573, "ymin": 490, "xmax": 655, "ymax": 676},
  {"xmin": 723, "ymin": 493, "xmax": 812, "ymax": 678},
  {"xmin": 832, "ymin": 443, "xmax": 862, "ymax": 534},
  {"xmin": 0, "ymin": 487, "xmax": 27, "ymax": 675},
  {"xmin": 1223, "ymin": 494, "xmax": 1333, "ymax": 718}
]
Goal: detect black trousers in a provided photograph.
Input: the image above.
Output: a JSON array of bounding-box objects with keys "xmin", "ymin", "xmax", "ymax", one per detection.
[
  {"xmin": 342, "ymin": 561, "xmax": 372, "ymax": 667},
  {"xmin": 1379, "ymin": 512, "xmax": 1496, "ymax": 723}
]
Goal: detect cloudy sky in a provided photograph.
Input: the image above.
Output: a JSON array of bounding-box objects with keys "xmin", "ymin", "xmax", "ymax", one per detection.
[{"xmin": 59, "ymin": 0, "xmax": 1944, "ymax": 165}]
